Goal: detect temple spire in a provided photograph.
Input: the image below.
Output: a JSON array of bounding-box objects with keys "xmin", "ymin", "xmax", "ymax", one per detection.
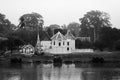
[
  {"xmin": 37, "ymin": 33, "xmax": 40, "ymax": 44},
  {"xmin": 35, "ymin": 33, "xmax": 41, "ymax": 53}
]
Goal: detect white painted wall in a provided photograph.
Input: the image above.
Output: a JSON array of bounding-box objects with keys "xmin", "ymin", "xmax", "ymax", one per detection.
[
  {"xmin": 49, "ymin": 39, "xmax": 75, "ymax": 54},
  {"xmin": 41, "ymin": 41, "xmax": 51, "ymax": 50},
  {"xmin": 70, "ymin": 40, "xmax": 75, "ymax": 50}
]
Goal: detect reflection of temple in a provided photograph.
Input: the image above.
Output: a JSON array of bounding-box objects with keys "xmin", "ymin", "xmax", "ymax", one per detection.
[
  {"xmin": 39, "ymin": 64, "xmax": 82, "ymax": 80},
  {"xmin": 36, "ymin": 64, "xmax": 44, "ymax": 80}
]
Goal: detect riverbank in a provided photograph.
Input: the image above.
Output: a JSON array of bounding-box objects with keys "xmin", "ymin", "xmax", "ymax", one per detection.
[{"xmin": 5, "ymin": 51, "xmax": 120, "ymax": 63}]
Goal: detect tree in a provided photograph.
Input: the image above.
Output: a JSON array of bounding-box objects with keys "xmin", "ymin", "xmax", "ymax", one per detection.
[
  {"xmin": 12, "ymin": 28, "xmax": 38, "ymax": 46},
  {"xmin": 98, "ymin": 27, "xmax": 120, "ymax": 50},
  {"xmin": 10, "ymin": 24, "xmax": 18, "ymax": 30},
  {"xmin": 75, "ymin": 39, "xmax": 82, "ymax": 49},
  {"xmin": 45, "ymin": 27, "xmax": 53, "ymax": 37},
  {"xmin": 54, "ymin": 28, "xmax": 67, "ymax": 35},
  {"xmin": 79, "ymin": 10, "xmax": 111, "ymax": 42},
  {"xmin": 0, "ymin": 36, "xmax": 25, "ymax": 52},
  {"xmin": 75, "ymin": 39, "xmax": 92, "ymax": 49},
  {"xmin": 0, "ymin": 13, "xmax": 12, "ymax": 36},
  {"xmin": 47, "ymin": 24, "xmax": 60, "ymax": 36},
  {"xmin": 113, "ymin": 40, "xmax": 120, "ymax": 51},
  {"xmin": 18, "ymin": 12, "xmax": 43, "ymax": 30},
  {"xmin": 67, "ymin": 22, "xmax": 80, "ymax": 37},
  {"xmin": 14, "ymin": 12, "xmax": 44, "ymax": 46},
  {"xmin": 45, "ymin": 24, "xmax": 67, "ymax": 37}
]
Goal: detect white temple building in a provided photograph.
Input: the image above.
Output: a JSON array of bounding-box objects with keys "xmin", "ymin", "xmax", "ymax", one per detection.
[
  {"xmin": 49, "ymin": 30, "xmax": 75, "ymax": 54},
  {"xmin": 39, "ymin": 30, "xmax": 75, "ymax": 54}
]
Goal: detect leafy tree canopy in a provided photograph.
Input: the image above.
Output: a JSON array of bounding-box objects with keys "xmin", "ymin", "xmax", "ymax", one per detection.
[
  {"xmin": 48, "ymin": 24, "xmax": 60, "ymax": 30},
  {"xmin": 80, "ymin": 10, "xmax": 111, "ymax": 27},
  {"xmin": 18, "ymin": 12, "xmax": 43, "ymax": 30},
  {"xmin": 79, "ymin": 10, "xmax": 111, "ymax": 41},
  {"xmin": 0, "ymin": 13, "xmax": 13, "ymax": 36},
  {"xmin": 67, "ymin": 22, "xmax": 80, "ymax": 37}
]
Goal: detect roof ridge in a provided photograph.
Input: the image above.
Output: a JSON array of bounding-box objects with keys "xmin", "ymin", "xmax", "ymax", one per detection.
[{"xmin": 51, "ymin": 31, "xmax": 66, "ymax": 40}]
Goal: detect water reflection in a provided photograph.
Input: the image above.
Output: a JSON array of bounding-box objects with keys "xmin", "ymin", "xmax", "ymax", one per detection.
[{"xmin": 0, "ymin": 62, "xmax": 120, "ymax": 80}]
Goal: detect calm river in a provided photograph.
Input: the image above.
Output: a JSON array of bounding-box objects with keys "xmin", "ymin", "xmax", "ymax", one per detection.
[{"xmin": 0, "ymin": 62, "xmax": 120, "ymax": 80}]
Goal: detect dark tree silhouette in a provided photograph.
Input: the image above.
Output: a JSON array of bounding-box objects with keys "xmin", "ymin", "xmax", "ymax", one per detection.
[
  {"xmin": 0, "ymin": 13, "xmax": 13, "ymax": 36},
  {"xmin": 79, "ymin": 10, "xmax": 111, "ymax": 42},
  {"xmin": 67, "ymin": 22, "xmax": 80, "ymax": 37},
  {"xmin": 18, "ymin": 12, "xmax": 43, "ymax": 30}
]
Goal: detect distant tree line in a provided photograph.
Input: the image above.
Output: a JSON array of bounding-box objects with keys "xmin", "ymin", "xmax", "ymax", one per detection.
[{"xmin": 0, "ymin": 10, "xmax": 120, "ymax": 52}]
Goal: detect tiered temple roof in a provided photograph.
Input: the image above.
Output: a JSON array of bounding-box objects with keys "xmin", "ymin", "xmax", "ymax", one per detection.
[
  {"xmin": 51, "ymin": 31, "xmax": 66, "ymax": 40},
  {"xmin": 51, "ymin": 30, "xmax": 75, "ymax": 41}
]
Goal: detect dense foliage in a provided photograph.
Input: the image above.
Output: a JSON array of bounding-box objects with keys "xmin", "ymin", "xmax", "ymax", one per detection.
[{"xmin": 79, "ymin": 10, "xmax": 111, "ymax": 42}]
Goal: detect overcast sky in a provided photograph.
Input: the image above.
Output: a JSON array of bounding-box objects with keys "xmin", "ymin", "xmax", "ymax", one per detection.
[{"xmin": 0, "ymin": 0, "xmax": 120, "ymax": 28}]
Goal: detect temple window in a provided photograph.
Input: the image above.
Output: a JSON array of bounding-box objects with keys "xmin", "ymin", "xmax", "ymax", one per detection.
[
  {"xmin": 67, "ymin": 42, "xmax": 69, "ymax": 46},
  {"xmin": 59, "ymin": 42, "xmax": 61, "ymax": 46},
  {"xmin": 67, "ymin": 47, "xmax": 69, "ymax": 51}
]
